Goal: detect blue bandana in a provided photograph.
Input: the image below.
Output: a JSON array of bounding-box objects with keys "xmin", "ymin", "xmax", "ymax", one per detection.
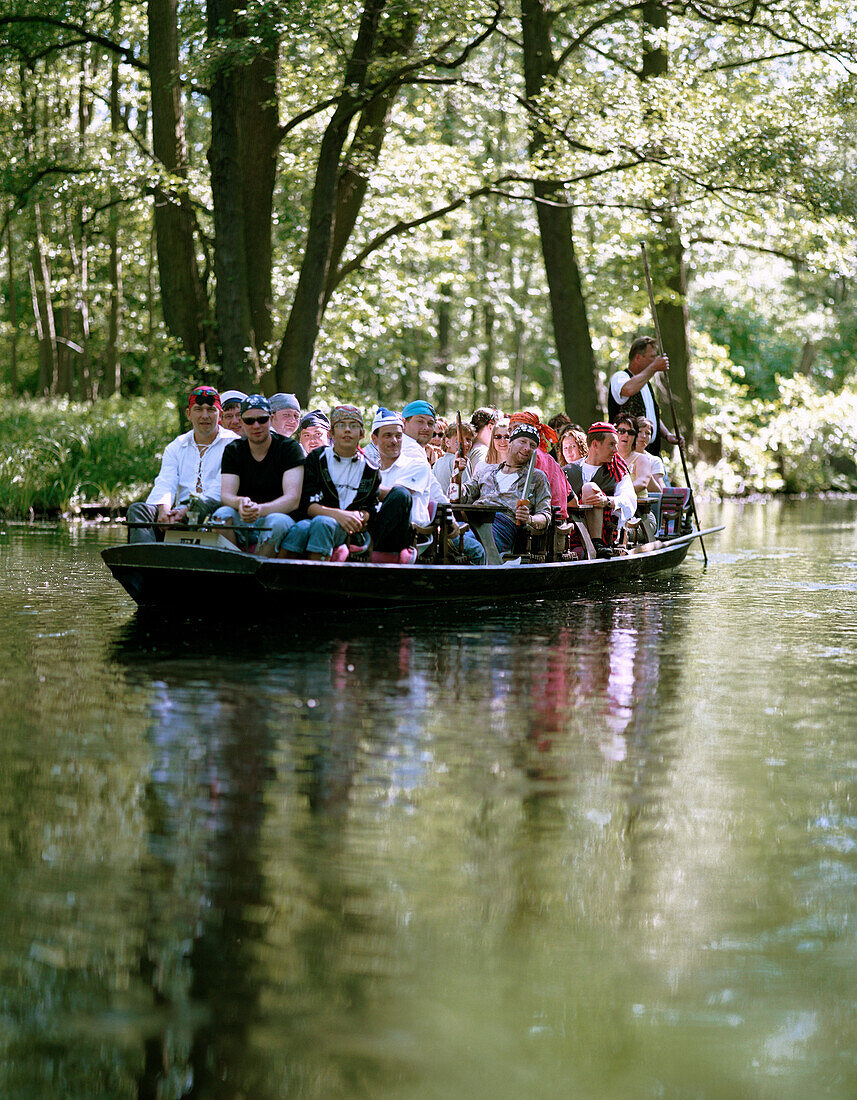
[
  {"xmin": 240, "ymin": 394, "xmax": 272, "ymax": 415},
  {"xmin": 402, "ymin": 400, "xmax": 436, "ymax": 419}
]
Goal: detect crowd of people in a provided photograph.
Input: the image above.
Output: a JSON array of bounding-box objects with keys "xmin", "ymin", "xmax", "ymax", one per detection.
[{"xmin": 128, "ymin": 337, "xmax": 678, "ymax": 564}]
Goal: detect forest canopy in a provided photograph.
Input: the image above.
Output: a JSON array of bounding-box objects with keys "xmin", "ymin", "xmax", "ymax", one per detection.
[{"xmin": 1, "ymin": 0, "xmax": 855, "ymax": 463}]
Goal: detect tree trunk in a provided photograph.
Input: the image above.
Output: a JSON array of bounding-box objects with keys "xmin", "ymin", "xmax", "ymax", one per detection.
[
  {"xmin": 274, "ymin": 0, "xmax": 387, "ymax": 403},
  {"xmin": 237, "ymin": 37, "xmax": 279, "ymax": 362},
  {"xmin": 519, "ymin": 0, "xmax": 599, "ymax": 427},
  {"xmin": 32, "ymin": 204, "xmax": 59, "ymax": 395},
  {"xmin": 642, "ymin": 1, "xmax": 695, "ymax": 443},
  {"xmin": 324, "ymin": 2, "xmax": 423, "ymax": 304},
  {"xmin": 107, "ymin": 7, "xmax": 121, "ymax": 397},
  {"xmin": 207, "ymin": 0, "xmax": 256, "ymax": 388},
  {"xmin": 148, "ymin": 0, "xmax": 212, "ymax": 364},
  {"xmin": 6, "ymin": 221, "xmax": 19, "ymax": 392},
  {"xmin": 435, "ymin": 283, "xmax": 452, "ymax": 411}
]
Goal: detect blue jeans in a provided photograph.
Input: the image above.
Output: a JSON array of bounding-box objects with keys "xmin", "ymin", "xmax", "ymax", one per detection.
[
  {"xmin": 492, "ymin": 512, "xmax": 519, "ymax": 554},
  {"xmin": 211, "ymin": 507, "xmax": 294, "ymax": 551},
  {"xmin": 282, "ymin": 515, "xmax": 349, "ymax": 558}
]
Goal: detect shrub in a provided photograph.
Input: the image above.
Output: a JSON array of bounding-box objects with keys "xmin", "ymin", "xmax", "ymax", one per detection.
[{"xmin": 0, "ymin": 397, "xmax": 177, "ymax": 516}]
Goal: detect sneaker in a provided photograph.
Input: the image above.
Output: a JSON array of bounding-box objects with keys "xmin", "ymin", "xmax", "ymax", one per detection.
[{"xmin": 592, "ymin": 539, "xmax": 614, "ymax": 560}]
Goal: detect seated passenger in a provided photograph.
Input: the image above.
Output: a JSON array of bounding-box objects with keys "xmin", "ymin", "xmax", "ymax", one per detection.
[
  {"xmin": 126, "ymin": 385, "xmax": 238, "ymax": 543},
  {"xmin": 370, "ymin": 408, "xmax": 434, "ymax": 562},
  {"xmin": 467, "ymin": 407, "xmax": 499, "ymax": 469},
  {"xmin": 270, "ymin": 393, "xmax": 301, "ymax": 438},
  {"xmin": 557, "ymin": 423, "xmax": 587, "ymax": 465},
  {"xmin": 484, "ymin": 418, "xmax": 511, "ymax": 468},
  {"xmin": 615, "ymin": 414, "xmax": 657, "ymax": 542},
  {"xmin": 563, "ymin": 422, "xmax": 636, "ymax": 558},
  {"xmin": 282, "ymin": 405, "xmax": 381, "ymax": 561},
  {"xmin": 212, "ymin": 394, "xmax": 305, "ymax": 556},
  {"xmin": 508, "ymin": 410, "xmax": 572, "ymax": 519},
  {"xmin": 298, "ymin": 410, "xmax": 331, "ymax": 455},
  {"xmin": 634, "ymin": 416, "xmax": 667, "ymax": 490},
  {"xmin": 452, "ymin": 423, "xmax": 552, "ymax": 555},
  {"xmin": 220, "ymin": 389, "xmax": 247, "ymax": 436},
  {"xmin": 432, "ymin": 421, "xmax": 475, "ymax": 491},
  {"xmin": 373, "ymin": 408, "xmax": 485, "ymax": 565},
  {"xmin": 429, "ymin": 417, "xmax": 448, "ymax": 464}
]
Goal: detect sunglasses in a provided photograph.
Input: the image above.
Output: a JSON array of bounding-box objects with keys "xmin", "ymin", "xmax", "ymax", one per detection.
[
  {"xmin": 616, "ymin": 428, "xmax": 636, "ymax": 436},
  {"xmin": 242, "ymin": 414, "xmax": 270, "ymax": 425},
  {"xmin": 494, "ymin": 433, "xmax": 510, "ymax": 441}
]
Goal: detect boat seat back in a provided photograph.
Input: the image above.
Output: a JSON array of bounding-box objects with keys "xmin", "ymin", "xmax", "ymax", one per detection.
[{"xmin": 657, "ymin": 487, "xmax": 691, "ymax": 537}]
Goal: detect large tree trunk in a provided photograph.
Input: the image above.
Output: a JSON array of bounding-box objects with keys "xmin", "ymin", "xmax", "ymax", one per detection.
[
  {"xmin": 207, "ymin": 0, "xmax": 256, "ymax": 388},
  {"xmin": 642, "ymin": 1, "xmax": 695, "ymax": 443},
  {"xmin": 520, "ymin": 0, "xmax": 599, "ymax": 427},
  {"xmin": 274, "ymin": 0, "xmax": 387, "ymax": 402},
  {"xmin": 238, "ymin": 39, "xmax": 279, "ymax": 360},
  {"xmin": 324, "ymin": 2, "xmax": 423, "ymax": 304},
  {"xmin": 148, "ymin": 0, "xmax": 212, "ymax": 364}
]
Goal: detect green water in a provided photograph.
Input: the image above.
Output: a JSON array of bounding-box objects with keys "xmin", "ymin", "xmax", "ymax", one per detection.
[{"xmin": 0, "ymin": 498, "xmax": 855, "ymax": 1098}]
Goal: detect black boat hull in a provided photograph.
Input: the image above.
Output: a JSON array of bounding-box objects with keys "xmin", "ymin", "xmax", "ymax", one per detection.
[{"xmin": 101, "ymin": 528, "xmax": 719, "ymax": 611}]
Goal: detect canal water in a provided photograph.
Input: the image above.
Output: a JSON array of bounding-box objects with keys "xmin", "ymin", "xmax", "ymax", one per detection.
[{"xmin": 0, "ymin": 498, "xmax": 855, "ymax": 1098}]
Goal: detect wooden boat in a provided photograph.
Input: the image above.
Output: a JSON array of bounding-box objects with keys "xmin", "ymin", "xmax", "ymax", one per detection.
[{"xmin": 101, "ymin": 522, "xmax": 722, "ymax": 612}]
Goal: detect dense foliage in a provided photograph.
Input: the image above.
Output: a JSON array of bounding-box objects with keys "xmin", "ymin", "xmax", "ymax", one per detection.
[
  {"xmin": 1, "ymin": 0, "xmax": 856, "ymax": 505},
  {"xmin": 0, "ymin": 397, "xmax": 175, "ymax": 515}
]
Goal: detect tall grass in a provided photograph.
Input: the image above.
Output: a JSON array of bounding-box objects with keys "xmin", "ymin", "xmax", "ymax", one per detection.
[{"xmin": 0, "ymin": 397, "xmax": 178, "ymax": 517}]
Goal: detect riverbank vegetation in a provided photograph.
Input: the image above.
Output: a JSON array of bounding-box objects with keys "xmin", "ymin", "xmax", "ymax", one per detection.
[
  {"xmin": 1, "ymin": 1, "xmax": 855, "ymax": 513},
  {"xmin": 2, "ymin": 379, "xmax": 855, "ymax": 518}
]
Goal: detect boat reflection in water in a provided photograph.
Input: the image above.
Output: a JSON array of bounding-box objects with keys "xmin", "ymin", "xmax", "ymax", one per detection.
[{"xmin": 111, "ymin": 585, "xmax": 690, "ymax": 1097}]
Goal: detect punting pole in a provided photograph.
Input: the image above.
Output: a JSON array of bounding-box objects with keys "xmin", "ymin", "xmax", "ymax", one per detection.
[{"xmin": 640, "ymin": 243, "xmax": 707, "ymax": 564}]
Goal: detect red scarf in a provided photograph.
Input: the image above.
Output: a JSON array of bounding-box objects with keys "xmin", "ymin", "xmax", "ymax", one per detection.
[{"xmin": 509, "ymin": 411, "xmax": 557, "ymax": 453}]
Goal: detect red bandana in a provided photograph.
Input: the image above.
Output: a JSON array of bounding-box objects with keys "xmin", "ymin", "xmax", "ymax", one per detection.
[
  {"xmin": 586, "ymin": 422, "xmax": 627, "ymax": 482},
  {"xmin": 188, "ymin": 386, "xmax": 222, "ymax": 411},
  {"xmin": 509, "ymin": 411, "xmax": 558, "ymax": 453}
]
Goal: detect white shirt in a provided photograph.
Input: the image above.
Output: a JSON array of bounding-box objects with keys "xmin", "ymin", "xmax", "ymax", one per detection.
[
  {"xmin": 146, "ymin": 426, "xmax": 239, "ymax": 508},
  {"xmin": 379, "ymin": 453, "xmax": 435, "ymax": 527},
  {"xmin": 578, "ymin": 461, "xmax": 637, "ymax": 530},
  {"xmin": 610, "ymin": 370, "xmax": 658, "ymax": 430},
  {"xmin": 323, "ymin": 445, "xmax": 366, "ymax": 509}
]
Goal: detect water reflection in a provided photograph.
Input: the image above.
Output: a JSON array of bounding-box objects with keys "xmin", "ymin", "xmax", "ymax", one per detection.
[
  {"xmin": 105, "ymin": 586, "xmax": 694, "ymax": 1097},
  {"xmin": 3, "ymin": 505, "xmax": 857, "ymax": 1096}
]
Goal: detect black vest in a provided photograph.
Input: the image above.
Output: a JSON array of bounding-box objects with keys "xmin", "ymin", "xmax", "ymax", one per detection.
[
  {"xmin": 563, "ymin": 462, "xmax": 618, "ymax": 497},
  {"xmin": 607, "ymin": 374, "xmax": 662, "ymax": 456}
]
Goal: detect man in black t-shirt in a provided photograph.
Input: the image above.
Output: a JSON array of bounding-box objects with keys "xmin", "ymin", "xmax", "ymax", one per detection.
[{"xmin": 212, "ymin": 394, "xmax": 305, "ymax": 555}]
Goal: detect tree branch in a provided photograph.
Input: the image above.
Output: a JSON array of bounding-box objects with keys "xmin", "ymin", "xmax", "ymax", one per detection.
[{"xmin": 0, "ymin": 15, "xmax": 147, "ymax": 70}]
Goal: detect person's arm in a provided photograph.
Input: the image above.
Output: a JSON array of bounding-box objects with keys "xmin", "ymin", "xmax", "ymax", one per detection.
[
  {"xmin": 619, "ymin": 355, "xmax": 668, "ymax": 398},
  {"xmin": 307, "ymin": 502, "xmax": 369, "ymax": 534},
  {"xmin": 259, "ymin": 466, "xmax": 304, "ymax": 516},
  {"xmin": 661, "ymin": 425, "xmax": 681, "ymax": 446},
  {"xmin": 631, "ymin": 453, "xmax": 652, "ymax": 493},
  {"xmin": 649, "ymin": 457, "xmax": 666, "ymax": 492},
  {"xmin": 526, "ymin": 472, "xmax": 552, "ymax": 530},
  {"xmin": 219, "ymin": 472, "xmax": 246, "ymax": 511},
  {"xmin": 145, "ymin": 438, "xmax": 182, "ymax": 510}
]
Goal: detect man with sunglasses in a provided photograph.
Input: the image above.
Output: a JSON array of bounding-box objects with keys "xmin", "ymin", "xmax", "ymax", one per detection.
[
  {"xmin": 213, "ymin": 394, "xmax": 305, "ymax": 555},
  {"xmin": 126, "ymin": 385, "xmax": 238, "ymax": 543}
]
